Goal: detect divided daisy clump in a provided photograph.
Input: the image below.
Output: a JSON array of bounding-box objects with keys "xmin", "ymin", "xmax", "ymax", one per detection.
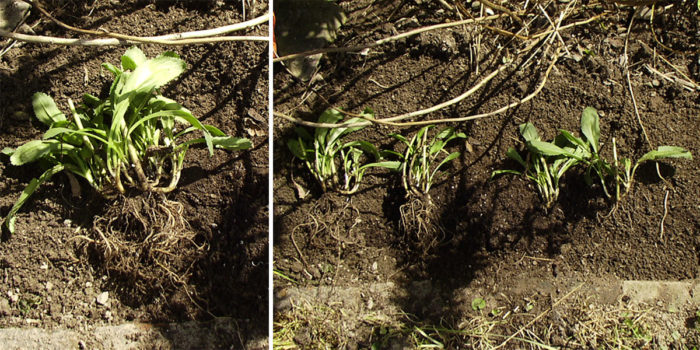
[
  {"xmin": 2, "ymin": 47, "xmax": 251, "ymax": 296},
  {"xmin": 287, "ymin": 108, "xmax": 466, "ymax": 253},
  {"xmin": 493, "ymin": 107, "xmax": 692, "ymax": 210}
]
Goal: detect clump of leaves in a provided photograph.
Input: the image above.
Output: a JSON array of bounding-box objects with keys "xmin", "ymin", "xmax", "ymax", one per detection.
[
  {"xmin": 387, "ymin": 125, "xmax": 465, "ymax": 251},
  {"xmin": 573, "ymin": 107, "xmax": 691, "ymax": 201},
  {"xmin": 2, "ymin": 47, "xmax": 251, "ymax": 234},
  {"xmin": 287, "ymin": 108, "xmax": 392, "ymax": 194},
  {"xmin": 493, "ymin": 107, "xmax": 692, "ymax": 209},
  {"xmin": 492, "ymin": 122, "xmax": 583, "ymax": 209}
]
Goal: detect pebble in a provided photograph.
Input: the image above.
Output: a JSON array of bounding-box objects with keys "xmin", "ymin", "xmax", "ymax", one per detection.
[
  {"xmin": 96, "ymin": 291, "xmax": 109, "ymax": 306},
  {"xmin": 290, "ymin": 261, "xmax": 303, "ymax": 273},
  {"xmin": 49, "ymin": 302, "xmax": 61, "ymax": 316},
  {"xmin": 6, "ymin": 290, "xmax": 18, "ymax": 303},
  {"xmin": 0, "ymin": 298, "xmax": 11, "ymax": 316},
  {"xmin": 652, "ymin": 79, "xmax": 661, "ymax": 87}
]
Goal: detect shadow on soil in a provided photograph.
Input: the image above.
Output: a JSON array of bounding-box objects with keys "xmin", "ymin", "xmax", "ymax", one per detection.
[
  {"xmin": 1, "ymin": 2, "xmax": 268, "ymax": 346},
  {"xmin": 383, "ymin": 60, "xmax": 610, "ymax": 334}
]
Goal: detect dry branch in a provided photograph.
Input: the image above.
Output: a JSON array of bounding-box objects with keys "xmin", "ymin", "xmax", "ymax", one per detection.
[
  {"xmin": 0, "ymin": 6, "xmax": 269, "ymax": 46},
  {"xmin": 275, "ymin": 9, "xmax": 609, "ymax": 128},
  {"xmin": 0, "ymin": 31, "xmax": 268, "ymax": 45}
]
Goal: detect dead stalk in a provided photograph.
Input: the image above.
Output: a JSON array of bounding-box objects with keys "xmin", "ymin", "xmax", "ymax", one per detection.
[
  {"xmin": 275, "ymin": 10, "xmax": 605, "ymax": 129},
  {"xmin": 1, "ymin": 2, "xmax": 268, "ymax": 46}
]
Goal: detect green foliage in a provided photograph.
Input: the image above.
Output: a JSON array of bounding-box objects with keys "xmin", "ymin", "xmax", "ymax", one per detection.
[
  {"xmin": 492, "ymin": 122, "xmax": 583, "ymax": 209},
  {"xmin": 493, "ymin": 107, "xmax": 692, "ymax": 208},
  {"xmin": 574, "ymin": 108, "xmax": 691, "ymax": 201},
  {"xmin": 2, "ymin": 47, "xmax": 251, "ymax": 234},
  {"xmin": 389, "ymin": 125, "xmax": 465, "ymax": 197},
  {"xmin": 471, "ymin": 297, "xmax": 486, "ymax": 311},
  {"xmin": 287, "ymin": 108, "xmax": 392, "ymax": 194}
]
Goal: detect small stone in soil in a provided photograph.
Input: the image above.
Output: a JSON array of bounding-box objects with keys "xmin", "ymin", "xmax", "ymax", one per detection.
[
  {"xmin": 290, "ymin": 261, "xmax": 303, "ymax": 273},
  {"xmin": 96, "ymin": 291, "xmax": 109, "ymax": 306},
  {"xmin": 6, "ymin": 290, "xmax": 18, "ymax": 303},
  {"xmin": 0, "ymin": 298, "xmax": 11, "ymax": 316},
  {"xmin": 49, "ymin": 302, "xmax": 61, "ymax": 316},
  {"xmin": 309, "ymin": 266, "xmax": 321, "ymax": 279}
]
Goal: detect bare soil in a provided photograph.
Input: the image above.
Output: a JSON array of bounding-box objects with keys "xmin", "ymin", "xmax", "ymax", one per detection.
[
  {"xmin": 0, "ymin": 1, "xmax": 268, "ymax": 348},
  {"xmin": 273, "ymin": 0, "xmax": 699, "ymax": 348}
]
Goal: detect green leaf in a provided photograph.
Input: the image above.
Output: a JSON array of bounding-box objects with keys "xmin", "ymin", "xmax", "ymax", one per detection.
[
  {"xmin": 82, "ymin": 93, "xmax": 101, "ymax": 108},
  {"xmin": 325, "ymin": 117, "xmax": 365, "ymax": 148},
  {"xmin": 580, "ymin": 107, "xmax": 600, "ymax": 154},
  {"xmin": 9, "ymin": 140, "xmax": 72, "ymax": 166},
  {"xmin": 292, "ymin": 126, "xmax": 313, "ymax": 142},
  {"xmin": 345, "ymin": 140, "xmax": 380, "ymax": 159},
  {"xmin": 183, "ymin": 136, "xmax": 252, "ymax": 151},
  {"xmin": 2, "ymin": 147, "xmax": 15, "ymax": 156},
  {"xmin": 210, "ymin": 137, "xmax": 251, "ymax": 151},
  {"xmin": 151, "ymin": 109, "xmax": 214, "ymax": 155},
  {"xmin": 556, "ymin": 130, "xmax": 587, "ymax": 149},
  {"xmin": 121, "ymin": 55, "xmax": 186, "ymax": 95},
  {"xmin": 491, "ymin": 169, "xmax": 523, "ymax": 178},
  {"xmin": 3, "ymin": 164, "xmax": 64, "ymax": 235},
  {"xmin": 429, "ymin": 140, "xmax": 445, "ymax": 155},
  {"xmin": 101, "ymin": 62, "xmax": 121, "ymax": 76},
  {"xmin": 414, "ymin": 125, "xmax": 433, "ymax": 143},
  {"xmin": 121, "ymin": 46, "xmax": 147, "ymax": 70},
  {"xmin": 506, "ymin": 147, "xmax": 526, "ymax": 167},
  {"xmin": 527, "ymin": 140, "xmax": 571, "ymax": 157},
  {"xmin": 638, "ymin": 146, "xmax": 692, "ymax": 163},
  {"xmin": 363, "ymin": 161, "xmax": 402, "ymax": 171},
  {"xmin": 287, "ymin": 138, "xmax": 307, "ymax": 159},
  {"xmin": 471, "ymin": 298, "xmax": 486, "ymax": 311},
  {"xmin": 391, "ymin": 133, "xmax": 408, "ymax": 144},
  {"xmin": 32, "ymin": 93, "xmax": 66, "ymax": 126},
  {"xmin": 431, "ymin": 152, "xmax": 460, "ymax": 180},
  {"xmin": 380, "ymin": 149, "xmax": 403, "ymax": 159},
  {"xmin": 314, "ymin": 109, "xmax": 343, "ymax": 146},
  {"xmin": 436, "ymin": 127, "xmax": 454, "ymax": 140},
  {"xmin": 43, "ymin": 128, "xmax": 110, "ymax": 146},
  {"xmin": 519, "ymin": 123, "xmax": 540, "ymax": 142}
]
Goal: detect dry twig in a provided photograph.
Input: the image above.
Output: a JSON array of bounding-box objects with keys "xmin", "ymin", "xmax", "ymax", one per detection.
[{"xmin": 0, "ymin": 3, "xmax": 269, "ymax": 46}]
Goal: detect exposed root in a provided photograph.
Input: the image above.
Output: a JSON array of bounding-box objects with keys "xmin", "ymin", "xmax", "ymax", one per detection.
[
  {"xmin": 307, "ymin": 195, "xmax": 364, "ymax": 246},
  {"xmin": 399, "ymin": 193, "xmax": 443, "ymax": 254},
  {"xmin": 80, "ymin": 193, "xmax": 208, "ymax": 299}
]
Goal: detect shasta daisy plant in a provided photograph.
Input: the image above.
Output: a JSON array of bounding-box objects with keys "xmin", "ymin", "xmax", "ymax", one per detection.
[
  {"xmin": 2, "ymin": 47, "xmax": 251, "ymax": 234},
  {"xmin": 287, "ymin": 108, "xmax": 393, "ymax": 194}
]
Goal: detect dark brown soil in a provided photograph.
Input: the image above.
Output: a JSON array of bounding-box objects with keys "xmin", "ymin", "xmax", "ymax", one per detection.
[
  {"xmin": 274, "ymin": 0, "xmax": 698, "ymax": 347},
  {"xmin": 0, "ymin": 0, "xmax": 268, "ymax": 347}
]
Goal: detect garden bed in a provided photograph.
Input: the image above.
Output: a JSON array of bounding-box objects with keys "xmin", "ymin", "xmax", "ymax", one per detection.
[
  {"xmin": 0, "ymin": 1, "xmax": 268, "ymax": 348},
  {"xmin": 273, "ymin": 0, "xmax": 699, "ymax": 348}
]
